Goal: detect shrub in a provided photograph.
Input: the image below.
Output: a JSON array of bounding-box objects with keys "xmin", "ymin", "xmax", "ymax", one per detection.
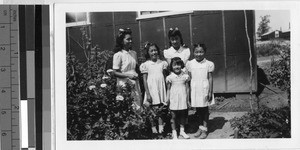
[
  {"xmin": 230, "ymin": 106, "xmax": 291, "ymax": 138},
  {"xmin": 267, "ymin": 42, "xmax": 290, "ymax": 100},
  {"xmin": 256, "ymin": 39, "xmax": 287, "ymax": 57},
  {"xmin": 67, "ymin": 50, "xmax": 172, "ymax": 140}
]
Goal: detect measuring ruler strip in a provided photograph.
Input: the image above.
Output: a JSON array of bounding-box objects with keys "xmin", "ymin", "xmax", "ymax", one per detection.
[{"xmin": 0, "ymin": 5, "xmax": 20, "ymax": 150}]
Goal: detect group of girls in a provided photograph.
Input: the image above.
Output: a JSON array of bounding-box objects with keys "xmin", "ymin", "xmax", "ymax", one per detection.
[{"xmin": 112, "ymin": 27, "xmax": 215, "ymax": 140}]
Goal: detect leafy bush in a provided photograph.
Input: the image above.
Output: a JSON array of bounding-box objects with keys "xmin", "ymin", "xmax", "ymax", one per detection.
[
  {"xmin": 267, "ymin": 42, "xmax": 290, "ymax": 100},
  {"xmin": 230, "ymin": 106, "xmax": 291, "ymax": 138},
  {"xmin": 67, "ymin": 50, "xmax": 172, "ymax": 140},
  {"xmin": 256, "ymin": 39, "xmax": 286, "ymax": 57}
]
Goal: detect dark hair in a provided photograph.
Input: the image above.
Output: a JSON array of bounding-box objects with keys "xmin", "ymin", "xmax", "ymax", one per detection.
[
  {"xmin": 114, "ymin": 28, "xmax": 132, "ymax": 53},
  {"xmin": 193, "ymin": 43, "xmax": 207, "ymax": 53},
  {"xmin": 170, "ymin": 57, "xmax": 185, "ymax": 72},
  {"xmin": 144, "ymin": 42, "xmax": 160, "ymax": 60},
  {"xmin": 168, "ymin": 27, "xmax": 183, "ymax": 46}
]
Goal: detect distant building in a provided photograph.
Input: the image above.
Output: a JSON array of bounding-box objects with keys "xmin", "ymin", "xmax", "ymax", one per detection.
[
  {"xmin": 281, "ymin": 30, "xmax": 290, "ymax": 40},
  {"xmin": 260, "ymin": 29, "xmax": 290, "ymax": 41}
]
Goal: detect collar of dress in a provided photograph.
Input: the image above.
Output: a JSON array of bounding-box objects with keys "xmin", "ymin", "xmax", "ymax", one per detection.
[
  {"xmin": 195, "ymin": 58, "xmax": 206, "ymax": 64},
  {"xmin": 149, "ymin": 59, "xmax": 160, "ymax": 65},
  {"xmin": 122, "ymin": 49, "xmax": 131, "ymax": 54},
  {"xmin": 171, "ymin": 46, "xmax": 184, "ymax": 53},
  {"xmin": 172, "ymin": 72, "xmax": 184, "ymax": 78}
]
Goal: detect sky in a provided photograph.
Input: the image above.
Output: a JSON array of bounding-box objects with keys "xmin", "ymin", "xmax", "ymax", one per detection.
[{"xmin": 255, "ymin": 10, "xmax": 290, "ymax": 32}]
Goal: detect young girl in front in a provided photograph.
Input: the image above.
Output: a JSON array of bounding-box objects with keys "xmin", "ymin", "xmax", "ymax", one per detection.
[
  {"xmin": 186, "ymin": 43, "xmax": 215, "ymax": 139},
  {"xmin": 166, "ymin": 57, "xmax": 190, "ymax": 139},
  {"xmin": 140, "ymin": 43, "xmax": 168, "ymax": 134}
]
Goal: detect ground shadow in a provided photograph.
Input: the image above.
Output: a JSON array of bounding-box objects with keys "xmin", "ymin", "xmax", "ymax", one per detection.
[
  {"xmin": 185, "ymin": 114, "xmax": 227, "ymax": 134},
  {"xmin": 185, "ymin": 114, "xmax": 200, "ymax": 133},
  {"xmin": 208, "ymin": 117, "xmax": 227, "ymax": 133}
]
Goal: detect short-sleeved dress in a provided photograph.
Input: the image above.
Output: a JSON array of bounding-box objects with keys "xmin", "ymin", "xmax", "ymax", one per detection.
[
  {"xmin": 113, "ymin": 49, "xmax": 142, "ymax": 107},
  {"xmin": 186, "ymin": 58, "xmax": 215, "ymax": 107},
  {"xmin": 163, "ymin": 46, "xmax": 191, "ymax": 64},
  {"xmin": 140, "ymin": 59, "xmax": 168, "ymax": 105},
  {"xmin": 166, "ymin": 72, "xmax": 189, "ymax": 110}
]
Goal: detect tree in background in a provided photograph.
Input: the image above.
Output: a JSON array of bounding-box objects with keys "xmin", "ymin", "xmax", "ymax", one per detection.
[{"xmin": 257, "ymin": 15, "xmax": 271, "ymax": 37}]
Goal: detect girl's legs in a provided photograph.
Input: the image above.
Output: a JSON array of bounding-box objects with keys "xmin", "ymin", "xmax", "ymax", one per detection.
[
  {"xmin": 170, "ymin": 111, "xmax": 177, "ymax": 139},
  {"xmin": 179, "ymin": 109, "xmax": 190, "ymax": 139},
  {"xmin": 158, "ymin": 117, "xmax": 164, "ymax": 133},
  {"xmin": 147, "ymin": 106, "xmax": 158, "ymax": 134},
  {"xmin": 199, "ymin": 107, "xmax": 209, "ymax": 139},
  {"xmin": 202, "ymin": 106, "xmax": 209, "ymax": 129},
  {"xmin": 150, "ymin": 117, "xmax": 158, "ymax": 133},
  {"xmin": 194, "ymin": 107, "xmax": 203, "ymax": 137},
  {"xmin": 194, "ymin": 107, "xmax": 209, "ymax": 138}
]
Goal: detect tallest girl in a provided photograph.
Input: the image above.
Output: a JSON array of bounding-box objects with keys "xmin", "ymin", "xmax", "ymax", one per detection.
[
  {"xmin": 163, "ymin": 27, "xmax": 191, "ymax": 65},
  {"xmin": 112, "ymin": 28, "xmax": 142, "ymax": 108}
]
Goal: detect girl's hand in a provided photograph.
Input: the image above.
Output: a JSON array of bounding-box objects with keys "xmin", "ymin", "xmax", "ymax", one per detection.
[
  {"xmin": 162, "ymin": 102, "xmax": 168, "ymax": 106},
  {"xmin": 165, "ymin": 99, "xmax": 170, "ymax": 106},
  {"xmin": 128, "ymin": 74, "xmax": 138, "ymax": 80},
  {"xmin": 146, "ymin": 93, "xmax": 152, "ymax": 104},
  {"xmin": 143, "ymin": 102, "xmax": 150, "ymax": 108},
  {"xmin": 207, "ymin": 93, "xmax": 212, "ymax": 102},
  {"xmin": 187, "ymin": 101, "xmax": 191, "ymax": 108}
]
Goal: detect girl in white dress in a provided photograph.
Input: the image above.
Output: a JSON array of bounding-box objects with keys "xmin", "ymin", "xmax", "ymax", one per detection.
[
  {"xmin": 112, "ymin": 28, "xmax": 142, "ymax": 109},
  {"xmin": 163, "ymin": 27, "xmax": 191, "ymax": 65},
  {"xmin": 166, "ymin": 57, "xmax": 190, "ymax": 139},
  {"xmin": 186, "ymin": 43, "xmax": 215, "ymax": 139},
  {"xmin": 140, "ymin": 43, "xmax": 168, "ymax": 134}
]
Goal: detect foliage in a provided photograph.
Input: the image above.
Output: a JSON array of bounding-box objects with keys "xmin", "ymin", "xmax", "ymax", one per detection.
[
  {"xmin": 230, "ymin": 106, "xmax": 291, "ymax": 138},
  {"xmin": 257, "ymin": 15, "xmax": 271, "ymax": 37},
  {"xmin": 256, "ymin": 40, "xmax": 283, "ymax": 57},
  {"xmin": 67, "ymin": 50, "xmax": 173, "ymax": 140},
  {"xmin": 66, "ymin": 26, "xmax": 174, "ymax": 140},
  {"xmin": 267, "ymin": 41, "xmax": 290, "ymax": 100},
  {"xmin": 214, "ymin": 96, "xmax": 225, "ymax": 103}
]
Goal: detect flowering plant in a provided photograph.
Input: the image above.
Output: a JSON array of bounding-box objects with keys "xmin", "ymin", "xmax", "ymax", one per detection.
[{"xmin": 67, "ymin": 50, "xmax": 160, "ymax": 140}]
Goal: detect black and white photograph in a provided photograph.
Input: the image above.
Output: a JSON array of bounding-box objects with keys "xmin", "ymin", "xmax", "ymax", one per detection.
[
  {"xmin": 65, "ymin": 10, "xmax": 291, "ymax": 139},
  {"xmin": 0, "ymin": 1, "xmax": 299, "ymax": 150},
  {"xmin": 54, "ymin": 1, "xmax": 300, "ymax": 150}
]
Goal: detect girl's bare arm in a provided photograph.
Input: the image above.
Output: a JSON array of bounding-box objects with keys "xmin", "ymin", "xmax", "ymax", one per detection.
[
  {"xmin": 113, "ymin": 69, "xmax": 137, "ymax": 80},
  {"xmin": 208, "ymin": 72, "xmax": 213, "ymax": 102},
  {"xmin": 142, "ymin": 73, "xmax": 152, "ymax": 103},
  {"xmin": 166, "ymin": 82, "xmax": 171, "ymax": 105},
  {"xmin": 185, "ymin": 81, "xmax": 190, "ymax": 107}
]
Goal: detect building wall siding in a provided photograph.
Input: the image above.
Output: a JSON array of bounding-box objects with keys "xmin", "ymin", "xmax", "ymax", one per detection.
[{"xmin": 67, "ymin": 10, "xmax": 257, "ymax": 93}]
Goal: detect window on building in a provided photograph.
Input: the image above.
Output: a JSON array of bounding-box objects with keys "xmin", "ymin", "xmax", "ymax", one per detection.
[
  {"xmin": 136, "ymin": 11, "xmax": 193, "ymax": 20},
  {"xmin": 66, "ymin": 12, "xmax": 91, "ymax": 27},
  {"xmin": 275, "ymin": 31, "xmax": 279, "ymax": 38}
]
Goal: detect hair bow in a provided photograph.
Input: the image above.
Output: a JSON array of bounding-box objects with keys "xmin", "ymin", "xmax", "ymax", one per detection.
[
  {"xmin": 169, "ymin": 27, "xmax": 179, "ymax": 31},
  {"xmin": 118, "ymin": 28, "xmax": 132, "ymax": 37},
  {"xmin": 144, "ymin": 42, "xmax": 151, "ymax": 48}
]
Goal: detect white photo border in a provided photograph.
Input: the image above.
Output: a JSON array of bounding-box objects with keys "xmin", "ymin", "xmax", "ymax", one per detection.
[{"xmin": 54, "ymin": 1, "xmax": 300, "ymax": 150}]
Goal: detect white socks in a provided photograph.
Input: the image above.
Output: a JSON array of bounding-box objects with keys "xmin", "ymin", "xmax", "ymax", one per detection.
[
  {"xmin": 172, "ymin": 130, "xmax": 178, "ymax": 139},
  {"xmin": 180, "ymin": 127, "xmax": 190, "ymax": 139},
  {"xmin": 152, "ymin": 125, "xmax": 164, "ymax": 134},
  {"xmin": 199, "ymin": 126, "xmax": 208, "ymax": 132},
  {"xmin": 158, "ymin": 125, "xmax": 164, "ymax": 133},
  {"xmin": 152, "ymin": 127, "xmax": 158, "ymax": 134}
]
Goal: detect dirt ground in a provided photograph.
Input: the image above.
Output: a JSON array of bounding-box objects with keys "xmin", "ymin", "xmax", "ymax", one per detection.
[
  {"xmin": 177, "ymin": 61, "xmax": 289, "ymax": 139},
  {"xmin": 175, "ymin": 84, "xmax": 289, "ymax": 140},
  {"xmin": 158, "ymin": 56, "xmax": 289, "ymax": 140}
]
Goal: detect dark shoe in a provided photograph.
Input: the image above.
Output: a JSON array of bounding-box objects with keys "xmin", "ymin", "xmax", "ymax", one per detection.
[
  {"xmin": 199, "ymin": 131, "xmax": 207, "ymax": 139},
  {"xmin": 194, "ymin": 129, "xmax": 202, "ymax": 137}
]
